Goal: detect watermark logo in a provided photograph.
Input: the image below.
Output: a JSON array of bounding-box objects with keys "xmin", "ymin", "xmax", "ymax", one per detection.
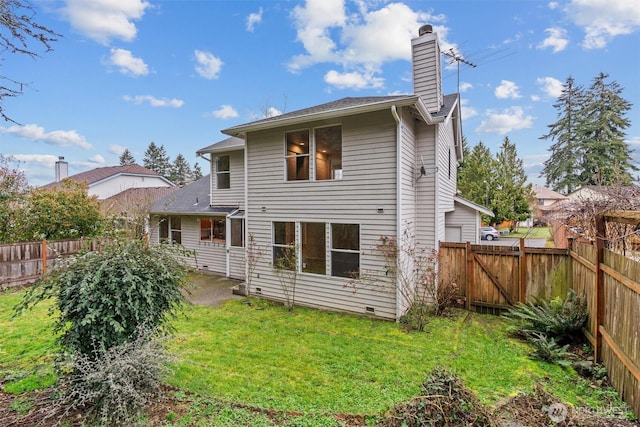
[{"xmin": 547, "ymin": 402, "xmax": 568, "ymax": 423}]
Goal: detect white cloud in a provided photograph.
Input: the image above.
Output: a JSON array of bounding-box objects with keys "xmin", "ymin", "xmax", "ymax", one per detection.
[
  {"xmin": 287, "ymin": 0, "xmax": 448, "ymax": 90},
  {"xmin": 460, "ymin": 99, "xmax": 478, "ymax": 119},
  {"xmin": 108, "ymin": 144, "xmax": 127, "ymax": 155},
  {"xmin": 565, "ymin": 0, "xmax": 640, "ymax": 49},
  {"xmin": 246, "ymin": 7, "xmax": 263, "ymax": 32},
  {"xmin": 194, "ymin": 50, "xmax": 223, "ymax": 79},
  {"xmin": 537, "ymin": 27, "xmax": 569, "ymax": 53},
  {"xmin": 0, "ymin": 124, "xmax": 92, "ymax": 149},
  {"xmin": 211, "ymin": 105, "xmax": 239, "ymax": 119},
  {"xmin": 531, "ymin": 95, "xmax": 541, "ymax": 101},
  {"xmin": 107, "ymin": 48, "xmax": 149, "ymax": 76},
  {"xmin": 537, "ymin": 76, "xmax": 564, "ymax": 98},
  {"xmin": 11, "ymin": 154, "xmax": 60, "ymax": 167},
  {"xmin": 88, "ymin": 154, "xmax": 106, "ymax": 164},
  {"xmin": 475, "ymin": 106, "xmax": 534, "ymax": 134},
  {"xmin": 548, "ymin": 2, "xmax": 560, "ymax": 10},
  {"xmin": 495, "ymin": 80, "xmax": 521, "ymax": 99},
  {"xmin": 123, "ymin": 95, "xmax": 184, "ymax": 107},
  {"xmin": 324, "ymin": 70, "xmax": 384, "ymax": 90},
  {"xmin": 62, "ymin": 0, "xmax": 150, "ymax": 45},
  {"xmin": 459, "ymin": 82, "xmax": 473, "ymax": 93},
  {"xmin": 265, "ymin": 107, "xmax": 282, "ymax": 118}
]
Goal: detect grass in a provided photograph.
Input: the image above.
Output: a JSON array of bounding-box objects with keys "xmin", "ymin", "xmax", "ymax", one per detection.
[
  {"xmin": 507, "ymin": 226, "xmax": 552, "ymax": 239},
  {"xmin": 1, "ymin": 285, "xmax": 632, "ymax": 424}
]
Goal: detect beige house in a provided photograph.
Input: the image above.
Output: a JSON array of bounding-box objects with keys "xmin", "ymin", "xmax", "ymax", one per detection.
[{"xmin": 151, "ymin": 25, "xmax": 486, "ymax": 320}]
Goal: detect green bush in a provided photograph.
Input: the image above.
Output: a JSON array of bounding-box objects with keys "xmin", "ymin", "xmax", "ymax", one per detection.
[
  {"xmin": 503, "ymin": 289, "xmax": 588, "ymax": 342},
  {"xmin": 526, "ymin": 331, "xmax": 574, "ymax": 367},
  {"xmin": 15, "ymin": 239, "xmax": 191, "ymax": 359}
]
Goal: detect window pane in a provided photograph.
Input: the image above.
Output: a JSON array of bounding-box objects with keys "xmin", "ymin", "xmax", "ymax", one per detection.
[
  {"xmin": 217, "ymin": 155, "xmax": 230, "ymax": 172},
  {"xmin": 331, "ymin": 252, "xmax": 359, "ymax": 278},
  {"xmin": 231, "ymin": 219, "xmax": 244, "ymax": 247},
  {"xmin": 274, "ymin": 222, "xmax": 295, "ymax": 245},
  {"xmin": 200, "ymin": 219, "xmax": 212, "ymax": 240},
  {"xmin": 159, "ymin": 217, "xmax": 168, "ymax": 241},
  {"xmin": 315, "ymin": 126, "xmax": 342, "ymax": 180},
  {"xmin": 217, "ymin": 173, "xmax": 230, "ymax": 189},
  {"xmin": 332, "ymin": 224, "xmax": 359, "ymax": 250},
  {"xmin": 286, "ymin": 130, "xmax": 309, "ymax": 154},
  {"xmin": 213, "ymin": 219, "xmax": 226, "ymax": 240},
  {"xmin": 302, "ymin": 223, "xmax": 325, "ymax": 274},
  {"xmin": 286, "ymin": 130, "xmax": 309, "ymax": 181}
]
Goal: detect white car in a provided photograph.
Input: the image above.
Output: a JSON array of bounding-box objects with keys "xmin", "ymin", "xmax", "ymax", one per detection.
[{"xmin": 480, "ymin": 226, "xmax": 500, "ymax": 241}]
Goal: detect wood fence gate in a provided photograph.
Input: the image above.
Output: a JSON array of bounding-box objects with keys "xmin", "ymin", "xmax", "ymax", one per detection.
[{"xmin": 439, "ymin": 240, "xmax": 570, "ymax": 313}]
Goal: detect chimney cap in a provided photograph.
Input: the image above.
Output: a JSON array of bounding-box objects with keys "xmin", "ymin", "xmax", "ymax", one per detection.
[
  {"xmin": 58, "ymin": 156, "xmax": 65, "ymax": 161},
  {"xmin": 418, "ymin": 24, "xmax": 433, "ymax": 36}
]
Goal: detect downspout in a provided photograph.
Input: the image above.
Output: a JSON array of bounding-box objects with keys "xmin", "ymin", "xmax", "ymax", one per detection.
[
  {"xmin": 243, "ymin": 137, "xmax": 249, "ymax": 293},
  {"xmin": 391, "ymin": 105, "xmax": 403, "ymax": 321},
  {"xmin": 434, "ymin": 124, "xmax": 440, "ymax": 250}
]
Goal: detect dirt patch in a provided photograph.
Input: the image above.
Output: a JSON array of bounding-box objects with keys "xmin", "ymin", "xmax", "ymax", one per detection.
[{"xmin": 183, "ymin": 271, "xmax": 244, "ymax": 307}]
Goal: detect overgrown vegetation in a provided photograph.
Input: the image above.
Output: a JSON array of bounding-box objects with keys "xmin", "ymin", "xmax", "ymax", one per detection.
[
  {"xmin": 12, "ymin": 239, "xmax": 191, "ymax": 425},
  {"xmin": 504, "ymin": 289, "xmax": 588, "ymax": 366},
  {"xmin": 347, "ymin": 233, "xmax": 459, "ymax": 331},
  {"xmin": 273, "ymin": 242, "xmax": 300, "ymax": 310}
]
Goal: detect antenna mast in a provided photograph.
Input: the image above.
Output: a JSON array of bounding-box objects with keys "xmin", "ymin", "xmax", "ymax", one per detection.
[{"xmin": 443, "ymin": 48, "xmax": 476, "ymax": 93}]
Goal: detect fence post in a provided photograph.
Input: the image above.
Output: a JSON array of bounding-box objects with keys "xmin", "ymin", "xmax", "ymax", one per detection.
[
  {"xmin": 519, "ymin": 238, "xmax": 526, "ymax": 303},
  {"xmin": 41, "ymin": 239, "xmax": 47, "ymax": 276},
  {"xmin": 465, "ymin": 241, "xmax": 473, "ymax": 310},
  {"xmin": 594, "ymin": 214, "xmax": 606, "ymax": 362}
]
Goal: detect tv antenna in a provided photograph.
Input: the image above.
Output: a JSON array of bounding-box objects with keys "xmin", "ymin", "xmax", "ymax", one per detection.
[{"xmin": 443, "ymin": 48, "xmax": 476, "ymax": 93}]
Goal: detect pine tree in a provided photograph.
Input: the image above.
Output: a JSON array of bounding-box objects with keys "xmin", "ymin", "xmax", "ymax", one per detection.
[
  {"xmin": 540, "ymin": 76, "xmax": 585, "ymax": 194},
  {"xmin": 142, "ymin": 142, "xmax": 171, "ymax": 179},
  {"xmin": 579, "ymin": 73, "xmax": 635, "ymax": 186},
  {"xmin": 169, "ymin": 154, "xmax": 192, "ymax": 184},
  {"xmin": 119, "ymin": 149, "xmax": 136, "ymax": 166},
  {"xmin": 457, "ymin": 140, "xmax": 494, "ymax": 207},
  {"xmin": 492, "ymin": 137, "xmax": 532, "ymax": 226},
  {"xmin": 192, "ymin": 162, "xmax": 203, "ymax": 180}
]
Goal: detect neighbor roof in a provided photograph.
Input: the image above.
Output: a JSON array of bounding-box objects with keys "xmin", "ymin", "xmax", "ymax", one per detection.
[
  {"xmin": 532, "ymin": 185, "xmax": 567, "ymax": 200},
  {"xmin": 150, "ymin": 174, "xmax": 237, "ymax": 215},
  {"xmin": 102, "ymin": 186, "xmax": 180, "ymax": 213},
  {"xmin": 43, "ymin": 164, "xmax": 173, "ymax": 189}
]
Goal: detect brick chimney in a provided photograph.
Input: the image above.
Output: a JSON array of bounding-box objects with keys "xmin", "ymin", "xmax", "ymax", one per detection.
[
  {"xmin": 55, "ymin": 156, "xmax": 68, "ymax": 182},
  {"xmin": 412, "ymin": 24, "xmax": 443, "ymax": 113}
]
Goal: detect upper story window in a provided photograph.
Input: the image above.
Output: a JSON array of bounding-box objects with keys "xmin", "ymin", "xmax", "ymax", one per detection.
[
  {"xmin": 285, "ymin": 125, "xmax": 342, "ymax": 181},
  {"xmin": 216, "ymin": 155, "xmax": 230, "ymax": 189}
]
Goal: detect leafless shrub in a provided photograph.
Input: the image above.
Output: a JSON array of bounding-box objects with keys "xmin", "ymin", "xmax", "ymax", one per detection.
[{"xmin": 59, "ymin": 326, "xmax": 172, "ymax": 426}]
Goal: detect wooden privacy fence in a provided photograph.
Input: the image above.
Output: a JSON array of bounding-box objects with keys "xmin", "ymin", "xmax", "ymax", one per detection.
[
  {"xmin": 440, "ymin": 232, "xmax": 640, "ymax": 418},
  {"xmin": 0, "ymin": 238, "xmax": 102, "ymax": 288},
  {"xmin": 439, "ymin": 240, "xmax": 570, "ymax": 313}
]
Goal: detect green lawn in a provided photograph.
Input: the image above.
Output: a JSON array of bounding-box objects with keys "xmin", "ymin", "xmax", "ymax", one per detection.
[
  {"xmin": 507, "ymin": 226, "xmax": 552, "ymax": 239},
  {"xmin": 0, "ymin": 286, "xmax": 629, "ymax": 422}
]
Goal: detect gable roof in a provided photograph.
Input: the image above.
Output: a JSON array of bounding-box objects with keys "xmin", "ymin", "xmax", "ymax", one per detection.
[
  {"xmin": 43, "ymin": 164, "xmax": 173, "ymax": 189},
  {"xmin": 454, "ymin": 196, "xmax": 494, "ymax": 217},
  {"xmin": 532, "ymin": 185, "xmax": 567, "ymax": 201},
  {"xmin": 221, "ymin": 94, "xmax": 457, "ymax": 138},
  {"xmin": 150, "ymin": 174, "xmax": 236, "ymax": 215}
]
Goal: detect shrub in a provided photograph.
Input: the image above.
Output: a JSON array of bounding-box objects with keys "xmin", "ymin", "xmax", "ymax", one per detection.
[
  {"xmin": 503, "ymin": 289, "xmax": 588, "ymax": 342},
  {"xmin": 526, "ymin": 331, "xmax": 574, "ymax": 367},
  {"xmin": 15, "ymin": 239, "xmax": 191, "ymax": 359},
  {"xmin": 60, "ymin": 326, "xmax": 171, "ymax": 426}
]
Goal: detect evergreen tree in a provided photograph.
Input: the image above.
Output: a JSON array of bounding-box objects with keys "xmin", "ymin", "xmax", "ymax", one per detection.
[
  {"xmin": 192, "ymin": 162, "xmax": 203, "ymax": 180},
  {"xmin": 492, "ymin": 137, "xmax": 532, "ymax": 226},
  {"xmin": 119, "ymin": 149, "xmax": 136, "ymax": 166},
  {"xmin": 457, "ymin": 140, "xmax": 494, "ymax": 207},
  {"xmin": 579, "ymin": 73, "xmax": 635, "ymax": 186},
  {"xmin": 541, "ymin": 73, "xmax": 635, "ymax": 192},
  {"xmin": 142, "ymin": 142, "xmax": 171, "ymax": 179},
  {"xmin": 169, "ymin": 154, "xmax": 192, "ymax": 184},
  {"xmin": 540, "ymin": 76, "xmax": 585, "ymax": 194}
]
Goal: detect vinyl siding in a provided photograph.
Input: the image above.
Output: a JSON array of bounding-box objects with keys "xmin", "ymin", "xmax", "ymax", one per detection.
[
  {"xmin": 412, "ymin": 35, "xmax": 443, "ymax": 113},
  {"xmin": 245, "ymin": 110, "xmax": 398, "ymax": 319},
  {"xmin": 415, "ymin": 121, "xmax": 437, "ymax": 249},
  {"xmin": 445, "ymin": 204, "xmax": 480, "ymax": 243},
  {"xmin": 149, "ymin": 215, "xmax": 227, "ymax": 274},
  {"xmin": 210, "ymin": 150, "xmax": 245, "ymax": 208},
  {"xmin": 228, "ymin": 246, "xmax": 245, "ymax": 280}
]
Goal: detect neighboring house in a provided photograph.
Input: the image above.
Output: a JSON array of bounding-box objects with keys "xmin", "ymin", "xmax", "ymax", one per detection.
[
  {"xmin": 43, "ymin": 159, "xmax": 174, "ymax": 200},
  {"xmin": 150, "ymin": 25, "xmax": 486, "ymax": 320},
  {"xmin": 566, "ymin": 185, "xmax": 640, "ymax": 202},
  {"xmin": 531, "ymin": 185, "xmax": 567, "ymax": 225}
]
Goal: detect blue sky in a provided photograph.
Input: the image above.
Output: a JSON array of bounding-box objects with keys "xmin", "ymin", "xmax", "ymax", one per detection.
[{"xmin": 1, "ymin": 0, "xmax": 639, "ymax": 187}]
